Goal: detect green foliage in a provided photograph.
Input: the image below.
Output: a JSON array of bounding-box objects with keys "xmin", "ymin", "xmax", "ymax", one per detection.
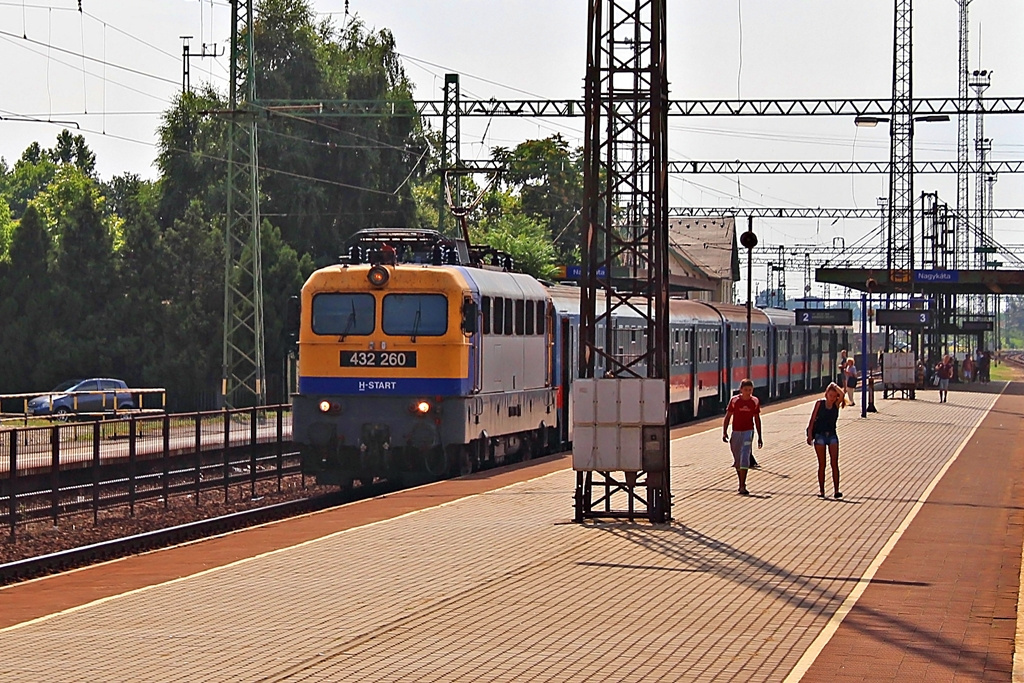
[
  {"xmin": 491, "ymin": 134, "xmax": 583, "ymax": 262},
  {"xmin": 472, "ymin": 190, "xmax": 557, "ymax": 279},
  {"xmin": 245, "ymin": 2, "xmax": 426, "ymax": 261},
  {"xmin": 0, "ymin": 199, "xmax": 14, "ymax": 262},
  {"xmin": 155, "ymin": 87, "xmax": 228, "ymax": 228},
  {"xmin": 47, "ymin": 130, "xmax": 97, "ymax": 175},
  {"xmin": 1002, "ymin": 296, "xmax": 1024, "ymax": 349}
]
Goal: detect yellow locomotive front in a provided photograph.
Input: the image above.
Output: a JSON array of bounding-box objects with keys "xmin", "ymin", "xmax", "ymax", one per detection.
[{"xmin": 293, "ymin": 262, "xmax": 478, "ymax": 487}]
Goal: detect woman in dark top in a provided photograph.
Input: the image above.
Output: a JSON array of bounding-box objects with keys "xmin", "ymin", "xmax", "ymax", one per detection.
[{"xmin": 806, "ymin": 382, "xmax": 846, "ymax": 499}]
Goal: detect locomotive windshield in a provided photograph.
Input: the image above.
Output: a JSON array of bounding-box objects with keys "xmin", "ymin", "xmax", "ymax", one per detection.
[
  {"xmin": 312, "ymin": 293, "xmax": 375, "ymax": 336},
  {"xmin": 382, "ymin": 294, "xmax": 448, "ymax": 337}
]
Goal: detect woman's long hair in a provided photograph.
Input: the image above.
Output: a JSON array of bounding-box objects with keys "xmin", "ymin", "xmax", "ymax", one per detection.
[{"xmin": 824, "ymin": 382, "xmax": 847, "ymax": 408}]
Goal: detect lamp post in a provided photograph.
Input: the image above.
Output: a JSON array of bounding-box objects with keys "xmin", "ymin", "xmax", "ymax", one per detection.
[
  {"xmin": 854, "ymin": 114, "xmax": 950, "ymax": 379},
  {"xmin": 740, "ymin": 218, "xmax": 758, "ymax": 379},
  {"xmin": 861, "ymin": 278, "xmax": 878, "ymax": 418}
]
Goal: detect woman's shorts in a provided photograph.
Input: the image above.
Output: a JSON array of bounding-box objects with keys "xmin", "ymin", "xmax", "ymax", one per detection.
[
  {"xmin": 938, "ymin": 378, "xmax": 950, "ymax": 391},
  {"xmin": 847, "ymin": 377, "xmax": 858, "ymax": 389},
  {"xmin": 813, "ymin": 432, "xmax": 839, "ymax": 446},
  {"xmin": 730, "ymin": 429, "xmax": 754, "ymax": 469}
]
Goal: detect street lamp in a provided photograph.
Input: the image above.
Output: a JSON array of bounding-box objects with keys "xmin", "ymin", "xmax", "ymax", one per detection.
[
  {"xmin": 854, "ymin": 114, "xmax": 950, "ymax": 127},
  {"xmin": 854, "ymin": 113, "xmax": 950, "ymax": 380}
]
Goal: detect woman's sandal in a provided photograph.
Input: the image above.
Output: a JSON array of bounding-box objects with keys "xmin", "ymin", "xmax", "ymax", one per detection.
[{"xmin": 834, "ymin": 492, "xmax": 843, "ymax": 499}]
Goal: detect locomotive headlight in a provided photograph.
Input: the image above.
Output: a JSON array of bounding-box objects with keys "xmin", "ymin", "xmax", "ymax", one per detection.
[
  {"xmin": 367, "ymin": 265, "xmax": 390, "ymax": 287},
  {"xmin": 413, "ymin": 400, "xmax": 431, "ymax": 414},
  {"xmin": 318, "ymin": 400, "xmax": 341, "ymax": 414}
]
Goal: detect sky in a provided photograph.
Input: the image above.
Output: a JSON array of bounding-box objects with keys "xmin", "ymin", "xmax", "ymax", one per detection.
[{"xmin": 0, "ymin": 0, "xmax": 1021, "ymax": 299}]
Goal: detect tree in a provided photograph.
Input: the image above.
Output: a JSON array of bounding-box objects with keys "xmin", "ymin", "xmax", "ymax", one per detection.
[
  {"xmin": 158, "ymin": 202, "xmax": 225, "ymax": 409},
  {"xmin": 106, "ymin": 174, "xmax": 167, "ymax": 385},
  {"xmin": 156, "ymin": 87, "xmax": 228, "ymax": 229},
  {"xmin": 472, "ymin": 189, "xmax": 557, "ymax": 280},
  {"xmin": 491, "ymin": 135, "xmax": 584, "ymax": 262},
  {"xmin": 0, "ymin": 142, "xmax": 59, "ymax": 217},
  {"xmin": 259, "ymin": 218, "xmax": 315, "ymax": 401},
  {"xmin": 251, "ymin": 2, "xmax": 426, "ymax": 260},
  {"xmin": 40, "ymin": 170, "xmax": 118, "ymax": 380},
  {"xmin": 0, "ymin": 203, "xmax": 53, "ymax": 391},
  {"xmin": 47, "ymin": 130, "xmax": 97, "ymax": 175},
  {"xmin": 0, "ymin": 199, "xmax": 14, "ymax": 262}
]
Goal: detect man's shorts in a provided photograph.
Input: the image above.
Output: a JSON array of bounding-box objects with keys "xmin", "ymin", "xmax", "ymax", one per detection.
[{"xmin": 730, "ymin": 429, "xmax": 754, "ymax": 469}]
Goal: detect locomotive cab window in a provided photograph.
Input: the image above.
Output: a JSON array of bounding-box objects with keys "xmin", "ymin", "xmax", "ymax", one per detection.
[
  {"xmin": 526, "ymin": 301, "xmax": 535, "ymax": 335},
  {"xmin": 312, "ymin": 293, "xmax": 375, "ymax": 336},
  {"xmin": 482, "ymin": 296, "xmax": 491, "ymax": 334},
  {"xmin": 536, "ymin": 302, "xmax": 546, "ymax": 334},
  {"xmin": 382, "ymin": 294, "xmax": 448, "ymax": 336},
  {"xmin": 515, "ymin": 300, "xmax": 525, "ymax": 335}
]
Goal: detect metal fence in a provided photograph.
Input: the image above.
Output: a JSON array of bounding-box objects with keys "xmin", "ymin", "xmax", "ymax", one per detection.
[{"xmin": 1, "ymin": 405, "xmax": 298, "ymax": 540}]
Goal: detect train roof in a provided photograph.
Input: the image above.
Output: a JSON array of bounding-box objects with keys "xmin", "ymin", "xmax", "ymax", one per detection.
[
  {"xmin": 691, "ymin": 301, "xmax": 771, "ymax": 325},
  {"xmin": 546, "ymin": 285, "xmax": 754, "ymax": 325},
  {"xmin": 458, "ymin": 267, "xmax": 549, "ymax": 300},
  {"xmin": 759, "ymin": 307, "xmax": 796, "ymax": 326}
]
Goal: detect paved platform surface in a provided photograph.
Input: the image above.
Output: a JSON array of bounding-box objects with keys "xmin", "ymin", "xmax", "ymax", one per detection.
[{"xmin": 0, "ymin": 384, "xmax": 1020, "ymax": 682}]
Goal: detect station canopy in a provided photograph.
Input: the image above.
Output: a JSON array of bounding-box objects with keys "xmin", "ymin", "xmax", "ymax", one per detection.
[{"xmin": 816, "ymin": 268, "xmax": 1024, "ymax": 295}]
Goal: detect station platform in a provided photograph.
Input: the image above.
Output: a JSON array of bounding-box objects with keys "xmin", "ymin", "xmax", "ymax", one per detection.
[{"xmin": 0, "ymin": 383, "xmax": 1022, "ymax": 682}]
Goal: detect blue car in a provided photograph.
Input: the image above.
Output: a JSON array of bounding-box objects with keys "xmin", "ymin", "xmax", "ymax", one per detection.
[{"xmin": 27, "ymin": 378, "xmax": 136, "ymax": 421}]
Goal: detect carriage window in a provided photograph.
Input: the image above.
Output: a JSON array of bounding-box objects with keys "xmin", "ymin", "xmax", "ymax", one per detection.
[
  {"xmin": 312, "ymin": 293, "xmax": 375, "ymax": 336},
  {"xmin": 382, "ymin": 294, "xmax": 448, "ymax": 336},
  {"xmin": 481, "ymin": 296, "xmax": 491, "ymax": 334},
  {"xmin": 504, "ymin": 298, "xmax": 514, "ymax": 334},
  {"xmin": 536, "ymin": 302, "xmax": 546, "ymax": 335},
  {"xmin": 525, "ymin": 301, "xmax": 535, "ymax": 335},
  {"xmin": 493, "ymin": 298, "xmax": 504, "ymax": 334}
]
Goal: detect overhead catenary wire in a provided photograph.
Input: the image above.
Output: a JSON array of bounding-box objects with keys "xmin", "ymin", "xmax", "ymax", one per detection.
[{"xmin": 0, "ymin": 27, "xmax": 180, "ymax": 87}]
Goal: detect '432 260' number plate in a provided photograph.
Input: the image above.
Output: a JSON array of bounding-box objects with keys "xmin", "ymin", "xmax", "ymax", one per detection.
[{"xmin": 340, "ymin": 351, "xmax": 417, "ymax": 367}]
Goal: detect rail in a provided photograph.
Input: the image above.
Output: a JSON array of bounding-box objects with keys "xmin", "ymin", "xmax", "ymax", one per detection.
[{"xmin": 0, "ymin": 405, "xmax": 296, "ymax": 540}]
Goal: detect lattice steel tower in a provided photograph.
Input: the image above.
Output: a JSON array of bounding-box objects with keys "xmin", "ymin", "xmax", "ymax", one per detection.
[
  {"xmin": 887, "ymin": 0, "xmax": 914, "ymax": 273},
  {"xmin": 221, "ymin": 0, "xmax": 266, "ymax": 407},
  {"xmin": 955, "ymin": 0, "xmax": 971, "ymax": 271},
  {"xmin": 575, "ymin": 0, "xmax": 671, "ymax": 523}
]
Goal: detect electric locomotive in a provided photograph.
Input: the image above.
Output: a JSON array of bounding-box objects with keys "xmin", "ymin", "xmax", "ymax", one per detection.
[{"xmin": 292, "ymin": 229, "xmax": 557, "ymax": 488}]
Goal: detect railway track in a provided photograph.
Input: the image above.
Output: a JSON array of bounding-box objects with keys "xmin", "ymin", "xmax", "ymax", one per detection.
[{"xmin": 1002, "ymin": 349, "xmax": 1024, "ymax": 368}]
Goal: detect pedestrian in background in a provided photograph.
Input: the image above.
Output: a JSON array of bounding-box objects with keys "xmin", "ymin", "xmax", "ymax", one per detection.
[
  {"xmin": 935, "ymin": 354, "xmax": 953, "ymax": 402},
  {"xmin": 962, "ymin": 353, "xmax": 974, "ymax": 383},
  {"xmin": 806, "ymin": 382, "xmax": 846, "ymax": 499},
  {"xmin": 843, "ymin": 357, "xmax": 859, "ymax": 406},
  {"xmin": 837, "ymin": 349, "xmax": 849, "ymax": 390},
  {"xmin": 723, "ymin": 378, "xmax": 762, "ymax": 496}
]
